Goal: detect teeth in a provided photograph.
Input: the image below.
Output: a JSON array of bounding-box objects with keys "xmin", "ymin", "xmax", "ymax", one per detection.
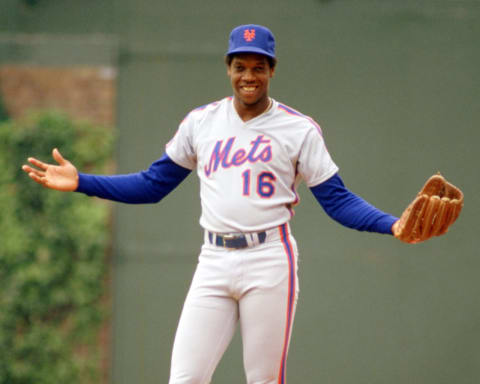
[{"xmin": 243, "ymin": 87, "xmax": 256, "ymax": 91}]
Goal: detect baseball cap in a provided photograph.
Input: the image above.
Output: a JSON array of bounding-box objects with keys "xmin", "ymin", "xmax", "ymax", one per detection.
[{"xmin": 226, "ymin": 24, "xmax": 276, "ymax": 59}]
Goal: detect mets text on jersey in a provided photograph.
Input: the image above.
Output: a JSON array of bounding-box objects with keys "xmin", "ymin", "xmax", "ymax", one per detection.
[{"xmin": 204, "ymin": 135, "xmax": 272, "ymax": 177}]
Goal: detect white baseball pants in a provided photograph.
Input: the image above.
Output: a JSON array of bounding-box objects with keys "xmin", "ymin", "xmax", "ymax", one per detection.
[{"xmin": 168, "ymin": 223, "xmax": 299, "ymax": 384}]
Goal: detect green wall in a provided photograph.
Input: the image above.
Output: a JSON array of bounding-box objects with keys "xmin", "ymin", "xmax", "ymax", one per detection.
[{"xmin": 2, "ymin": 1, "xmax": 479, "ymax": 383}]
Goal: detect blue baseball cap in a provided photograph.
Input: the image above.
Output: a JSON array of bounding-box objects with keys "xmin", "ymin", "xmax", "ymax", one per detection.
[{"xmin": 226, "ymin": 24, "xmax": 276, "ymax": 59}]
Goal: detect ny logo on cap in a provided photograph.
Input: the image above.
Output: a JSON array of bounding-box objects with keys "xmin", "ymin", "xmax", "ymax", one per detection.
[{"xmin": 243, "ymin": 29, "xmax": 256, "ymax": 42}]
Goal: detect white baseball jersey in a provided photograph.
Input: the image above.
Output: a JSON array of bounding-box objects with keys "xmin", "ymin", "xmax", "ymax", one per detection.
[{"xmin": 166, "ymin": 96, "xmax": 338, "ymax": 233}]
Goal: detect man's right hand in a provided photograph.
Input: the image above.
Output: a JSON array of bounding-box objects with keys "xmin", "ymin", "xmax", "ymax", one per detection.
[{"xmin": 22, "ymin": 148, "xmax": 79, "ymax": 192}]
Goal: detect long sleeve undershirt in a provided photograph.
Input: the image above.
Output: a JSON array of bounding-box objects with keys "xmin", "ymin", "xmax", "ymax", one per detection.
[
  {"xmin": 76, "ymin": 153, "xmax": 397, "ymax": 234},
  {"xmin": 76, "ymin": 153, "xmax": 191, "ymax": 204},
  {"xmin": 310, "ymin": 174, "xmax": 397, "ymax": 234}
]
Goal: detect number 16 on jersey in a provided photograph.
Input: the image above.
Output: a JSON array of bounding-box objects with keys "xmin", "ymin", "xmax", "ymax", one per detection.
[{"xmin": 242, "ymin": 170, "xmax": 276, "ymax": 198}]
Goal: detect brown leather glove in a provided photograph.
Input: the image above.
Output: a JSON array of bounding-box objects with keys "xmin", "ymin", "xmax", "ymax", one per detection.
[{"xmin": 393, "ymin": 174, "xmax": 464, "ymax": 243}]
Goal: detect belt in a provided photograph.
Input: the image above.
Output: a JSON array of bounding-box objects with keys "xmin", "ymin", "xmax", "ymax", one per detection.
[{"xmin": 208, "ymin": 231, "xmax": 267, "ymax": 249}]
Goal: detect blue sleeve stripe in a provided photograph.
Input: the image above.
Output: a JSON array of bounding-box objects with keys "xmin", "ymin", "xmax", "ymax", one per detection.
[
  {"xmin": 76, "ymin": 153, "xmax": 191, "ymax": 204},
  {"xmin": 277, "ymin": 103, "xmax": 323, "ymax": 136},
  {"xmin": 310, "ymin": 173, "xmax": 398, "ymax": 235}
]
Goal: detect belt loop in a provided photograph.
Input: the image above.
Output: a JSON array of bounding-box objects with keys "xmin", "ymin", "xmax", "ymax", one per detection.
[{"xmin": 245, "ymin": 233, "xmax": 254, "ymax": 247}]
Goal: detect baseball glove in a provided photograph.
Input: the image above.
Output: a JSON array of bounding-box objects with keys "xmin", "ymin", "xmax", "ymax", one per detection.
[{"xmin": 393, "ymin": 174, "xmax": 464, "ymax": 243}]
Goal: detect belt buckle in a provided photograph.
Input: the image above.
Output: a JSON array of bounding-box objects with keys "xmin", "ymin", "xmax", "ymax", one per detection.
[{"xmin": 222, "ymin": 234, "xmax": 237, "ymax": 250}]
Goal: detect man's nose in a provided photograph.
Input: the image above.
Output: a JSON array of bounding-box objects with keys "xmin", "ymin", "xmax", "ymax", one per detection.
[{"xmin": 242, "ymin": 69, "xmax": 255, "ymax": 81}]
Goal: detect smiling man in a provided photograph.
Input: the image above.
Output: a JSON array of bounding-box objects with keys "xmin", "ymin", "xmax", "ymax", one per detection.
[
  {"xmin": 227, "ymin": 53, "xmax": 275, "ymax": 120},
  {"xmin": 22, "ymin": 24, "xmax": 462, "ymax": 384},
  {"xmin": 226, "ymin": 25, "xmax": 276, "ymax": 115}
]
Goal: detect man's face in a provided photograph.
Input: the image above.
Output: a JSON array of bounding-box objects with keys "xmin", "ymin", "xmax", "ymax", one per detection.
[{"xmin": 227, "ymin": 53, "xmax": 275, "ymax": 108}]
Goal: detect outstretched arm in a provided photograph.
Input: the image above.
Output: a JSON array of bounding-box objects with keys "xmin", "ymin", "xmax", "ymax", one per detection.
[
  {"xmin": 312, "ymin": 173, "xmax": 464, "ymax": 243},
  {"xmin": 310, "ymin": 173, "xmax": 399, "ymax": 235},
  {"xmin": 22, "ymin": 148, "xmax": 79, "ymax": 191},
  {"xmin": 23, "ymin": 150, "xmax": 192, "ymax": 204},
  {"xmin": 75, "ymin": 153, "xmax": 191, "ymax": 204}
]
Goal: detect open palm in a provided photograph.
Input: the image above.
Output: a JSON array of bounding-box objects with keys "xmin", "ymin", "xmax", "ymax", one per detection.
[{"xmin": 22, "ymin": 148, "xmax": 79, "ymax": 191}]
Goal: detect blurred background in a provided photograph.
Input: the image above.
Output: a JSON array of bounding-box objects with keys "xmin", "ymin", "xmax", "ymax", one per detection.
[{"xmin": 0, "ymin": 0, "xmax": 479, "ymax": 383}]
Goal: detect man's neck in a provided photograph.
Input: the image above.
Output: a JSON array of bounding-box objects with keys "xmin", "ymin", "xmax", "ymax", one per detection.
[{"xmin": 234, "ymin": 97, "xmax": 272, "ymax": 122}]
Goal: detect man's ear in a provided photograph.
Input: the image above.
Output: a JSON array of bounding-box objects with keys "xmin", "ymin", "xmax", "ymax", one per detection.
[{"xmin": 270, "ymin": 67, "xmax": 275, "ymax": 78}]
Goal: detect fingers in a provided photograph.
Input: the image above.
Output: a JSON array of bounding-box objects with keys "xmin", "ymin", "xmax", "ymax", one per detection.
[
  {"xmin": 24, "ymin": 167, "xmax": 47, "ymax": 186},
  {"xmin": 22, "ymin": 163, "xmax": 49, "ymax": 186},
  {"xmin": 22, "ymin": 151, "xmax": 56, "ymax": 189},
  {"xmin": 22, "ymin": 163, "xmax": 60, "ymax": 190},
  {"xmin": 25, "ymin": 156, "xmax": 49, "ymax": 171},
  {"xmin": 22, "ymin": 149, "xmax": 66, "ymax": 172},
  {"xmin": 22, "ymin": 149, "xmax": 66, "ymax": 179},
  {"xmin": 52, "ymin": 148, "xmax": 67, "ymax": 166},
  {"xmin": 22, "ymin": 163, "xmax": 45, "ymax": 178}
]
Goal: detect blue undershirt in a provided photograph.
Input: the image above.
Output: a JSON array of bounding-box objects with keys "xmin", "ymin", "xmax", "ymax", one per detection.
[
  {"xmin": 76, "ymin": 153, "xmax": 397, "ymax": 235},
  {"xmin": 76, "ymin": 154, "xmax": 191, "ymax": 204},
  {"xmin": 309, "ymin": 174, "xmax": 397, "ymax": 234}
]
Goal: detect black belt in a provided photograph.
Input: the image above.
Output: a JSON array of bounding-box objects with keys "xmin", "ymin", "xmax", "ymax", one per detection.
[{"xmin": 208, "ymin": 231, "xmax": 267, "ymax": 249}]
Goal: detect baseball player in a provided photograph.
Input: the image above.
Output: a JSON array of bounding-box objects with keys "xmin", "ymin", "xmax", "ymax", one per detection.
[{"xmin": 22, "ymin": 25, "xmax": 462, "ymax": 384}]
